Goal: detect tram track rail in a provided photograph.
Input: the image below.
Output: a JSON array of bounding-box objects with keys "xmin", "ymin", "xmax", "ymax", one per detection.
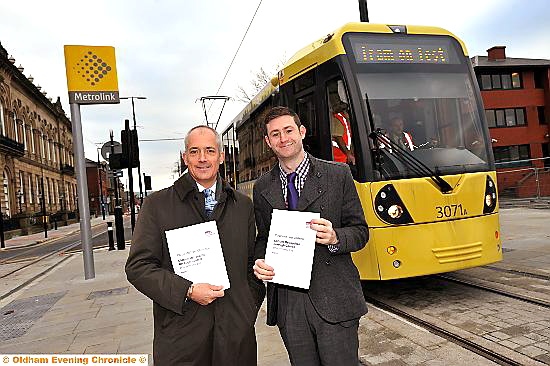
[
  {"xmin": 436, "ymin": 274, "xmax": 550, "ymax": 309},
  {"xmin": 0, "ymin": 239, "xmax": 83, "ymax": 279},
  {"xmin": 484, "ymin": 265, "xmax": 550, "ymax": 282},
  {"xmin": 363, "ymin": 292, "xmax": 544, "ymax": 366},
  {"xmin": 0, "ymin": 226, "xmax": 112, "ymax": 301}
]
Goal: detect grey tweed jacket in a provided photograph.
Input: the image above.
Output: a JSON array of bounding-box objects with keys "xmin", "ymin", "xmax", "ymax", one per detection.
[{"xmin": 254, "ymin": 155, "xmax": 369, "ymax": 326}]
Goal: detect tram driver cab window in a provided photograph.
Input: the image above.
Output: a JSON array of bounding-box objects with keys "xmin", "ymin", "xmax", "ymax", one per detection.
[{"xmin": 327, "ymin": 79, "xmax": 356, "ymax": 166}]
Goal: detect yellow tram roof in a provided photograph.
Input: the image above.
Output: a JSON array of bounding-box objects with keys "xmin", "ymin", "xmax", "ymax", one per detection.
[
  {"xmin": 279, "ymin": 22, "xmax": 467, "ymax": 85},
  {"xmin": 224, "ymin": 22, "xmax": 467, "ymax": 132}
]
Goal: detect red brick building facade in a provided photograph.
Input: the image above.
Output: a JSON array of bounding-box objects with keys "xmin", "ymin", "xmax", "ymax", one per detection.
[{"xmin": 472, "ymin": 47, "xmax": 550, "ymax": 197}]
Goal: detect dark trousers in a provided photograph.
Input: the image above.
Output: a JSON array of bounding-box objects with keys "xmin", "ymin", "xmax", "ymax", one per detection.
[{"xmin": 277, "ymin": 289, "xmax": 360, "ymax": 366}]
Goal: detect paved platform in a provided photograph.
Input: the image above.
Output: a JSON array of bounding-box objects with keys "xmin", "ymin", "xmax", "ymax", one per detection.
[{"xmin": 0, "ymin": 207, "xmax": 548, "ymax": 365}]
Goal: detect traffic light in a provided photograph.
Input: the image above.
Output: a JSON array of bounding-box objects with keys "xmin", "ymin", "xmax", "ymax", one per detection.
[
  {"xmin": 144, "ymin": 175, "xmax": 152, "ymax": 190},
  {"xmin": 121, "ymin": 129, "xmax": 139, "ymax": 168}
]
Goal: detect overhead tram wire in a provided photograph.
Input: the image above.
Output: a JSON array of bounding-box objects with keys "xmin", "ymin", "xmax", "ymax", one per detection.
[
  {"xmin": 206, "ymin": 0, "xmax": 264, "ymax": 118},
  {"xmin": 139, "ymin": 137, "xmax": 184, "ymax": 142}
]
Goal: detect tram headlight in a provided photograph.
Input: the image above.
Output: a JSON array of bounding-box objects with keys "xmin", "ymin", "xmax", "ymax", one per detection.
[
  {"xmin": 483, "ymin": 176, "xmax": 497, "ymax": 214},
  {"xmin": 374, "ymin": 184, "xmax": 413, "ymax": 225},
  {"xmin": 392, "ymin": 260, "xmax": 401, "ymax": 268},
  {"xmin": 388, "ymin": 205, "xmax": 403, "ymax": 219},
  {"xmin": 485, "ymin": 194, "xmax": 493, "ymax": 207}
]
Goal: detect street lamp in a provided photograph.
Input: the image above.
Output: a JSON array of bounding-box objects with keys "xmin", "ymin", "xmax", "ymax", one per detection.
[{"xmin": 120, "ymin": 96, "xmax": 146, "ymax": 207}]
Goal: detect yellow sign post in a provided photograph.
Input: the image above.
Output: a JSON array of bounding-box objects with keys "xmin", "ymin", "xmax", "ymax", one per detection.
[
  {"xmin": 63, "ymin": 45, "xmax": 121, "ymax": 279},
  {"xmin": 64, "ymin": 45, "xmax": 119, "ymax": 104}
]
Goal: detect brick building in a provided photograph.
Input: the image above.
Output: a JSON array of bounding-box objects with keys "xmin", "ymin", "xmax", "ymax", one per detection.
[
  {"xmin": 85, "ymin": 158, "xmax": 109, "ymax": 217},
  {"xmin": 472, "ymin": 46, "xmax": 550, "ymax": 198},
  {"xmin": 0, "ymin": 42, "xmax": 78, "ymax": 236}
]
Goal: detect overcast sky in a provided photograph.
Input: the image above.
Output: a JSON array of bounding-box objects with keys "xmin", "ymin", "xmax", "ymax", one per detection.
[{"xmin": 1, "ymin": 0, "xmax": 548, "ymax": 191}]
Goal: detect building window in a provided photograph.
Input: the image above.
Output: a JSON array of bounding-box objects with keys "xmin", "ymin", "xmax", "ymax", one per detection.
[
  {"xmin": 19, "ymin": 171, "xmax": 25, "ymax": 204},
  {"xmin": 534, "ymin": 70, "xmax": 545, "ymax": 89},
  {"xmin": 28, "ymin": 174, "xmax": 33, "ymax": 204},
  {"xmin": 485, "ymin": 110, "xmax": 496, "ymax": 128},
  {"xmin": 41, "ymin": 134, "xmax": 45, "ymax": 159},
  {"xmin": 538, "ymin": 106, "xmax": 547, "ymax": 125},
  {"xmin": 36, "ymin": 177, "xmax": 41, "ymax": 208},
  {"xmin": 0, "ymin": 102, "xmax": 5, "ymax": 135},
  {"xmin": 480, "ymin": 72, "xmax": 522, "ymax": 90},
  {"xmin": 485, "ymin": 108, "xmax": 526, "ymax": 128},
  {"xmin": 13, "ymin": 112, "xmax": 19, "ymax": 142},
  {"xmin": 3, "ymin": 171, "xmax": 11, "ymax": 217},
  {"xmin": 511, "ymin": 72, "xmax": 521, "ymax": 88},
  {"xmin": 31, "ymin": 129, "xmax": 36, "ymax": 153},
  {"xmin": 47, "ymin": 178, "xmax": 52, "ymax": 205},
  {"xmin": 494, "ymin": 144, "xmax": 531, "ymax": 168},
  {"xmin": 22, "ymin": 123, "xmax": 27, "ymax": 150}
]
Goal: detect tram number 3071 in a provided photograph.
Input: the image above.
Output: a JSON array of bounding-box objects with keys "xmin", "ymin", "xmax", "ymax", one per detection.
[{"xmin": 435, "ymin": 204, "xmax": 467, "ymax": 218}]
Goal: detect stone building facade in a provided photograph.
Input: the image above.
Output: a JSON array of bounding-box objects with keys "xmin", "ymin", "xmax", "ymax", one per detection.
[{"xmin": 0, "ymin": 42, "xmax": 77, "ymax": 233}]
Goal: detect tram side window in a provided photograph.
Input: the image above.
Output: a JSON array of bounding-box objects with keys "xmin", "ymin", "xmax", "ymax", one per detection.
[
  {"xmin": 236, "ymin": 124, "xmax": 254, "ymax": 183},
  {"xmin": 295, "ymin": 93, "xmax": 321, "ymax": 158},
  {"xmin": 222, "ymin": 126, "xmax": 238, "ymax": 186},
  {"xmin": 327, "ymin": 79, "xmax": 355, "ymax": 166}
]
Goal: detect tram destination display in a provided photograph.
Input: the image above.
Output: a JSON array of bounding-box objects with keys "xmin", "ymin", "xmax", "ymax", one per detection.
[{"xmin": 349, "ymin": 34, "xmax": 461, "ymax": 64}]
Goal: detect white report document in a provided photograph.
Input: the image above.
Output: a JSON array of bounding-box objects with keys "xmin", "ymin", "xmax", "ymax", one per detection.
[
  {"xmin": 165, "ymin": 221, "xmax": 230, "ymax": 289},
  {"xmin": 265, "ymin": 209, "xmax": 320, "ymax": 289}
]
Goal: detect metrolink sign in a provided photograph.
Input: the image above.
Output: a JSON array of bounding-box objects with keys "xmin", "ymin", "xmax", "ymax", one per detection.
[{"xmin": 64, "ymin": 45, "xmax": 120, "ymax": 104}]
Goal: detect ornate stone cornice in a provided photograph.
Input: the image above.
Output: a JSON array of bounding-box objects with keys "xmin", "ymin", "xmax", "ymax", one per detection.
[{"xmin": 0, "ymin": 42, "xmax": 72, "ymax": 130}]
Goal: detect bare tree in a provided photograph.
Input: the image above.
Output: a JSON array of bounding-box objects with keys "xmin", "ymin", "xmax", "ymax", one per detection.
[{"xmin": 236, "ymin": 58, "xmax": 286, "ymax": 103}]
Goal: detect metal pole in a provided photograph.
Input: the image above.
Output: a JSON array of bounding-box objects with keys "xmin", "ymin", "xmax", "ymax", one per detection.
[
  {"xmin": 69, "ymin": 103, "xmax": 95, "ymax": 279},
  {"xmin": 97, "ymin": 149, "xmax": 106, "ymax": 220},
  {"xmin": 535, "ymin": 167, "xmax": 541, "ymax": 199},
  {"xmin": 143, "ymin": 173, "xmax": 148, "ymax": 197},
  {"xmin": 110, "ymin": 130, "xmax": 125, "ymax": 250},
  {"xmin": 107, "ymin": 221, "xmax": 115, "ymax": 251},
  {"xmin": 130, "ymin": 98, "xmax": 144, "ymax": 206},
  {"xmin": 125, "ymin": 119, "xmax": 136, "ymax": 233},
  {"xmin": 359, "ymin": 0, "xmax": 369, "ymax": 22}
]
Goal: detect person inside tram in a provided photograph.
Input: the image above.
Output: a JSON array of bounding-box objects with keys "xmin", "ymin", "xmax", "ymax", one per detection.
[
  {"xmin": 382, "ymin": 117, "xmax": 415, "ymax": 151},
  {"xmin": 331, "ymin": 100, "xmax": 355, "ymax": 165}
]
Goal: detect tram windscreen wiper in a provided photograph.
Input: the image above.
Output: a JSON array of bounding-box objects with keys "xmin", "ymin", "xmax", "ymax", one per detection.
[{"xmin": 370, "ymin": 129, "xmax": 453, "ymax": 193}]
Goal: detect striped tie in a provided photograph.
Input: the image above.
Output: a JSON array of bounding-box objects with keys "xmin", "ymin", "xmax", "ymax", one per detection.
[{"xmin": 204, "ymin": 188, "xmax": 217, "ymax": 218}]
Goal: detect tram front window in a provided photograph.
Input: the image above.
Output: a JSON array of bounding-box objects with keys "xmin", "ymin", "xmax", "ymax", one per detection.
[
  {"xmin": 358, "ymin": 71, "xmax": 490, "ymax": 180},
  {"xmin": 344, "ymin": 33, "xmax": 492, "ymax": 180}
]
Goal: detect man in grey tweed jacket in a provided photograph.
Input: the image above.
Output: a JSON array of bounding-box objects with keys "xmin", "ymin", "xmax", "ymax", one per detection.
[{"xmin": 254, "ymin": 106, "xmax": 369, "ymax": 365}]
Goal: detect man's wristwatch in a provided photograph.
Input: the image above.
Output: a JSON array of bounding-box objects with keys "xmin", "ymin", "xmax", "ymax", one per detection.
[{"xmin": 187, "ymin": 284, "xmax": 194, "ymax": 299}]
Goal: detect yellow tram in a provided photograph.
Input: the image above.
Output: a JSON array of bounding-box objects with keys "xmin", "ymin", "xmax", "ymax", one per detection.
[{"xmin": 221, "ymin": 22, "xmax": 502, "ymax": 280}]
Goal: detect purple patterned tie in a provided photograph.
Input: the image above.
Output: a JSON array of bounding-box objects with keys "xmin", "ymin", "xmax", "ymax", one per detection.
[{"xmin": 287, "ymin": 172, "xmax": 298, "ymax": 210}]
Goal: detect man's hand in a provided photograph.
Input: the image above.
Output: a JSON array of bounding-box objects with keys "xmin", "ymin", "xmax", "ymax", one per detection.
[
  {"xmin": 310, "ymin": 218, "xmax": 338, "ymax": 245},
  {"xmin": 188, "ymin": 283, "xmax": 224, "ymax": 305},
  {"xmin": 253, "ymin": 259, "xmax": 275, "ymax": 281}
]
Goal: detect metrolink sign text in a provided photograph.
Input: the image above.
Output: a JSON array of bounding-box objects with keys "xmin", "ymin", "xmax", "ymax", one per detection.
[{"xmin": 69, "ymin": 91, "xmax": 120, "ymax": 104}]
